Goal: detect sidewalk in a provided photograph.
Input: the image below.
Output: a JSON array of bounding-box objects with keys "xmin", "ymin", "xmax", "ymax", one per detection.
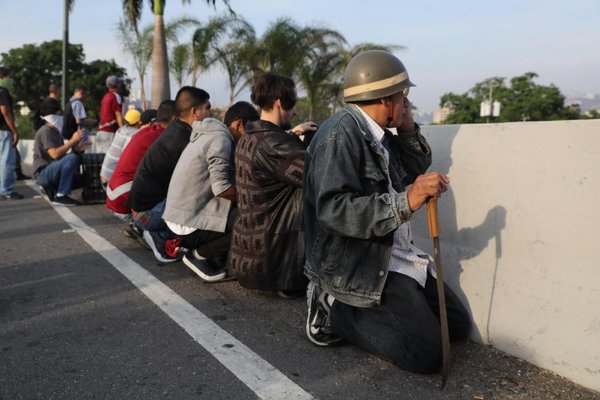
[{"xmin": 1, "ymin": 180, "xmax": 598, "ymax": 400}]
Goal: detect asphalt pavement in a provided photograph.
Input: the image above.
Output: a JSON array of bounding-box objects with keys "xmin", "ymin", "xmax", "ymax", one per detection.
[{"xmin": 1, "ymin": 181, "xmax": 598, "ymax": 400}]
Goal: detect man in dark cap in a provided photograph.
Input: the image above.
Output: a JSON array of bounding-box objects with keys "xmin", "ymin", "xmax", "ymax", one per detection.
[{"xmin": 96, "ymin": 75, "xmax": 124, "ymax": 153}]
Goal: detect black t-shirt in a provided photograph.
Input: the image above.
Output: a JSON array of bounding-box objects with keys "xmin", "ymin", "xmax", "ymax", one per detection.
[
  {"xmin": 0, "ymin": 86, "xmax": 14, "ymax": 131},
  {"xmin": 127, "ymin": 119, "xmax": 192, "ymax": 211}
]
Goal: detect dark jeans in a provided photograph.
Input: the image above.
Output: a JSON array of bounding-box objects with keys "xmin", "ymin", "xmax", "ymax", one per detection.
[
  {"xmin": 330, "ymin": 272, "xmax": 471, "ymax": 374},
  {"xmin": 35, "ymin": 153, "xmax": 83, "ymax": 195},
  {"xmin": 133, "ymin": 200, "xmax": 167, "ymax": 232},
  {"xmin": 180, "ymin": 208, "xmax": 237, "ymax": 265}
]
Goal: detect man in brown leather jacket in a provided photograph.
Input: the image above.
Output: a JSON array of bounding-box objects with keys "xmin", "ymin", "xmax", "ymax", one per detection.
[{"xmin": 230, "ymin": 72, "xmax": 317, "ymax": 298}]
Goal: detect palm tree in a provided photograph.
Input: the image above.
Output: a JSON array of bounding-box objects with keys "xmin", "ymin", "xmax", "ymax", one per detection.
[
  {"xmin": 115, "ymin": 17, "xmax": 198, "ymax": 109},
  {"xmin": 115, "ymin": 20, "xmax": 153, "ymax": 109},
  {"xmin": 122, "ymin": 0, "xmax": 232, "ymax": 107},
  {"xmin": 296, "ymin": 26, "xmax": 347, "ymax": 121},
  {"xmin": 189, "ymin": 15, "xmax": 239, "ymax": 87},
  {"xmin": 213, "ymin": 24, "xmax": 256, "ymax": 105},
  {"xmin": 170, "ymin": 44, "xmax": 192, "ymax": 89},
  {"xmin": 251, "ymin": 18, "xmax": 304, "ymax": 78}
]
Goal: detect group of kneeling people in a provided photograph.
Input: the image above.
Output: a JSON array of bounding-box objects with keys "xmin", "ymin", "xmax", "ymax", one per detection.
[{"xmin": 56, "ymin": 50, "xmax": 473, "ymax": 375}]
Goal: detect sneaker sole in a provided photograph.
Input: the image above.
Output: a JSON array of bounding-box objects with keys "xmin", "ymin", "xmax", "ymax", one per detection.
[
  {"xmin": 123, "ymin": 227, "xmax": 151, "ymax": 250},
  {"xmin": 182, "ymin": 255, "xmax": 226, "ymax": 282},
  {"xmin": 305, "ymin": 282, "xmax": 343, "ymax": 347},
  {"xmin": 143, "ymin": 230, "xmax": 179, "ymax": 264}
]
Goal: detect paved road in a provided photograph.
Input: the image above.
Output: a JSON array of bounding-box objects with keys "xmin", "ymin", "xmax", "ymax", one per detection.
[{"xmin": 1, "ymin": 182, "xmax": 598, "ymax": 400}]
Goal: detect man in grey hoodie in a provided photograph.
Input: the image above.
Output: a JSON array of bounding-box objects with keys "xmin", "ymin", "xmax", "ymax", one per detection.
[{"xmin": 162, "ymin": 101, "xmax": 259, "ymax": 281}]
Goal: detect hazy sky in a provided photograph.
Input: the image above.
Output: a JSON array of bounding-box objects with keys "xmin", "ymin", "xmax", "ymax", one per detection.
[{"xmin": 1, "ymin": 0, "xmax": 599, "ymax": 112}]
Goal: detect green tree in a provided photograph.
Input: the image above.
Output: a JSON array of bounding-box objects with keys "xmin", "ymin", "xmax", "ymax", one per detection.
[
  {"xmin": 213, "ymin": 23, "xmax": 256, "ymax": 105},
  {"xmin": 121, "ymin": 0, "xmax": 232, "ymax": 108},
  {"xmin": 440, "ymin": 73, "xmax": 581, "ymax": 123},
  {"xmin": 116, "ymin": 20, "xmax": 153, "ymax": 110},
  {"xmin": 0, "ymin": 40, "xmax": 125, "ymax": 121},
  {"xmin": 170, "ymin": 44, "xmax": 192, "ymax": 89},
  {"xmin": 296, "ymin": 26, "xmax": 346, "ymax": 121},
  {"xmin": 190, "ymin": 15, "xmax": 244, "ymax": 87},
  {"xmin": 0, "ymin": 40, "xmax": 85, "ymax": 111}
]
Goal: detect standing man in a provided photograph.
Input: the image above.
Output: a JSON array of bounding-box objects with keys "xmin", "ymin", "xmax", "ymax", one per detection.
[
  {"xmin": 230, "ymin": 72, "xmax": 317, "ymax": 298},
  {"xmin": 96, "ymin": 75, "xmax": 124, "ymax": 153},
  {"xmin": 62, "ymin": 85, "xmax": 89, "ymax": 140},
  {"xmin": 303, "ymin": 50, "xmax": 471, "ymax": 373},
  {"xmin": 128, "ymin": 87, "xmax": 212, "ymax": 262},
  {"xmin": 0, "ymin": 67, "xmax": 24, "ymax": 200}
]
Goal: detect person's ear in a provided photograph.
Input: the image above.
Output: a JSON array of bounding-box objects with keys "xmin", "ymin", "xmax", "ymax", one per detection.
[{"xmin": 233, "ymin": 118, "xmax": 245, "ymax": 135}]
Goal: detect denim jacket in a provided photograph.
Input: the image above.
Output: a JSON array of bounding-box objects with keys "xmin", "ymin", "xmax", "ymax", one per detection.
[{"xmin": 303, "ymin": 104, "xmax": 431, "ymax": 307}]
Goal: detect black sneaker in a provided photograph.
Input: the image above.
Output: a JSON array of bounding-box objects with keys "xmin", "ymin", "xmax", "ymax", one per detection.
[
  {"xmin": 123, "ymin": 224, "xmax": 150, "ymax": 250},
  {"xmin": 37, "ymin": 184, "xmax": 56, "ymax": 201},
  {"xmin": 143, "ymin": 230, "xmax": 181, "ymax": 263},
  {"xmin": 182, "ymin": 250, "xmax": 226, "ymax": 282},
  {"xmin": 1, "ymin": 191, "xmax": 24, "ymax": 200},
  {"xmin": 52, "ymin": 195, "xmax": 80, "ymax": 206},
  {"xmin": 306, "ymin": 281, "xmax": 343, "ymax": 346}
]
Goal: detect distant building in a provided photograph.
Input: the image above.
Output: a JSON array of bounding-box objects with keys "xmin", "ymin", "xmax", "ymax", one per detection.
[{"xmin": 433, "ymin": 106, "xmax": 452, "ymax": 124}]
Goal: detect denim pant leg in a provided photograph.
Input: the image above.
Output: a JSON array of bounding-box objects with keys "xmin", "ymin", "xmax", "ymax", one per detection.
[
  {"xmin": 330, "ymin": 272, "xmax": 471, "ymax": 374},
  {"xmin": 36, "ymin": 153, "xmax": 80, "ymax": 195},
  {"xmin": 133, "ymin": 199, "xmax": 167, "ymax": 232},
  {"xmin": 0, "ymin": 130, "xmax": 16, "ymax": 195}
]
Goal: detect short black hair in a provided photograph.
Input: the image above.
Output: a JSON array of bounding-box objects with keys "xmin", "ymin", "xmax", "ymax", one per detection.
[
  {"xmin": 73, "ymin": 84, "xmax": 87, "ymax": 93},
  {"xmin": 223, "ymin": 101, "xmax": 260, "ymax": 127},
  {"xmin": 250, "ymin": 72, "xmax": 296, "ymax": 111},
  {"xmin": 156, "ymin": 100, "xmax": 177, "ymax": 123},
  {"xmin": 48, "ymin": 83, "xmax": 60, "ymax": 94},
  {"xmin": 175, "ymin": 86, "xmax": 210, "ymax": 117}
]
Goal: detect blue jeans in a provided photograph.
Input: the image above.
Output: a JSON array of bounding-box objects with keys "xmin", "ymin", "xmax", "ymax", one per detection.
[
  {"xmin": 133, "ymin": 199, "xmax": 168, "ymax": 232},
  {"xmin": 35, "ymin": 153, "xmax": 82, "ymax": 195},
  {"xmin": 0, "ymin": 130, "xmax": 16, "ymax": 195}
]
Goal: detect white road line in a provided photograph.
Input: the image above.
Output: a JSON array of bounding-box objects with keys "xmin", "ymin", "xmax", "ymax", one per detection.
[{"xmin": 26, "ymin": 182, "xmax": 314, "ymax": 400}]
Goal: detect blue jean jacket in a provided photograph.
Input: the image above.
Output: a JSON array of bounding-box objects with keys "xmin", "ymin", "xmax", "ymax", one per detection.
[{"xmin": 303, "ymin": 104, "xmax": 432, "ymax": 307}]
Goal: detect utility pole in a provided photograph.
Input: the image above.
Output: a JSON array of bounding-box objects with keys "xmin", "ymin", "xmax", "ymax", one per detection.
[
  {"xmin": 480, "ymin": 80, "xmax": 501, "ymax": 123},
  {"xmin": 62, "ymin": 0, "xmax": 69, "ymax": 110}
]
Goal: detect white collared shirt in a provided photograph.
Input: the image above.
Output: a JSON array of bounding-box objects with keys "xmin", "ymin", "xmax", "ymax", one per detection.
[{"xmin": 357, "ymin": 107, "xmax": 434, "ymax": 287}]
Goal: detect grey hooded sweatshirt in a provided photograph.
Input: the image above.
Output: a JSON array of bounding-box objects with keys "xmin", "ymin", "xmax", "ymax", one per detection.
[{"xmin": 163, "ymin": 118, "xmax": 234, "ymax": 233}]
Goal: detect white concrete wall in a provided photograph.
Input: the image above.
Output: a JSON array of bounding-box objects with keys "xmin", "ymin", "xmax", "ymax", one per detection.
[
  {"xmin": 408, "ymin": 120, "xmax": 600, "ymax": 392},
  {"xmin": 18, "ymin": 119, "xmax": 600, "ymax": 391}
]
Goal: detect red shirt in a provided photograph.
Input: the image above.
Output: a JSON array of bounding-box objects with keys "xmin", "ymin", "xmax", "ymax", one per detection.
[
  {"xmin": 106, "ymin": 123, "xmax": 165, "ymax": 214},
  {"xmin": 99, "ymin": 91, "xmax": 122, "ymax": 132}
]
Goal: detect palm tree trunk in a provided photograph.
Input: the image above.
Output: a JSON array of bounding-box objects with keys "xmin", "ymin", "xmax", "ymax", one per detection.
[
  {"xmin": 139, "ymin": 71, "xmax": 147, "ymax": 110},
  {"xmin": 151, "ymin": 12, "xmax": 170, "ymax": 108}
]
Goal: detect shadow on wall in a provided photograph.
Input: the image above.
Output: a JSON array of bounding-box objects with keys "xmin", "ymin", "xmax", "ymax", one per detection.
[{"xmin": 411, "ymin": 125, "xmax": 507, "ymax": 343}]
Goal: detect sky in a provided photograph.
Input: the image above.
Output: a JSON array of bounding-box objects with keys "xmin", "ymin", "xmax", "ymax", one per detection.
[{"xmin": 1, "ymin": 0, "xmax": 599, "ymax": 113}]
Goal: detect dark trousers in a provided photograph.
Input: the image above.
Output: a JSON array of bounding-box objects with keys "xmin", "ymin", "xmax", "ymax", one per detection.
[
  {"xmin": 330, "ymin": 272, "xmax": 471, "ymax": 374},
  {"xmin": 180, "ymin": 208, "xmax": 237, "ymax": 265}
]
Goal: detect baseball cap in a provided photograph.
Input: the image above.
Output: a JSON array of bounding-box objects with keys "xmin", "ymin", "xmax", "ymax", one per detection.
[
  {"xmin": 124, "ymin": 109, "xmax": 141, "ymax": 125},
  {"xmin": 106, "ymin": 75, "xmax": 123, "ymax": 87}
]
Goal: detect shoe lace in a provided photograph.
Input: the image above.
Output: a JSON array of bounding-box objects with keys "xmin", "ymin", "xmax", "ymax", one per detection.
[{"xmin": 165, "ymin": 237, "xmax": 182, "ymax": 258}]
